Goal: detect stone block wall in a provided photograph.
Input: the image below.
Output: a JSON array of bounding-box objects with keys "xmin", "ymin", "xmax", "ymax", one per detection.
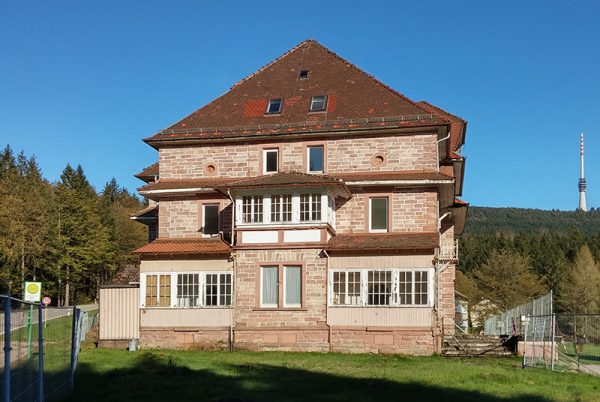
[
  {"xmin": 336, "ymin": 188, "xmax": 437, "ymax": 234},
  {"xmin": 158, "ymin": 133, "xmax": 438, "ymax": 180}
]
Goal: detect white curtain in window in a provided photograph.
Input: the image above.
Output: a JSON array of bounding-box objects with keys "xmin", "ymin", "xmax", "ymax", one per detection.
[
  {"xmin": 262, "ymin": 266, "xmax": 278, "ymax": 306},
  {"xmin": 285, "ymin": 266, "xmax": 301, "ymax": 306}
]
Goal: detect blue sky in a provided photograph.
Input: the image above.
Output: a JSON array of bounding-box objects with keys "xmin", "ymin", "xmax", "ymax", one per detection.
[{"xmin": 1, "ymin": 1, "xmax": 598, "ymax": 210}]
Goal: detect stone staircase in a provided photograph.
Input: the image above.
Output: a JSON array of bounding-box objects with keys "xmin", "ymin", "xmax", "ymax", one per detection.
[{"xmin": 442, "ymin": 334, "xmax": 516, "ymax": 357}]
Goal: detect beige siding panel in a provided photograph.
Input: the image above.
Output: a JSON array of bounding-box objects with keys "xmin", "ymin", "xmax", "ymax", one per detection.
[
  {"xmin": 327, "ymin": 307, "xmax": 432, "ymax": 327},
  {"xmin": 140, "ymin": 259, "xmax": 232, "ymax": 273},
  {"xmin": 329, "ymin": 255, "xmax": 434, "ymax": 269},
  {"xmin": 99, "ymin": 287, "xmax": 139, "ymax": 340},
  {"xmin": 140, "ymin": 308, "xmax": 233, "ymax": 327}
]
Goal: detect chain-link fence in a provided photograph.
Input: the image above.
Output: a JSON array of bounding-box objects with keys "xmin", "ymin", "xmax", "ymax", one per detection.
[
  {"xmin": 523, "ymin": 313, "xmax": 600, "ymax": 376},
  {"xmin": 484, "ymin": 292, "xmax": 553, "ymax": 336},
  {"xmin": 0, "ymin": 295, "xmax": 94, "ymax": 402}
]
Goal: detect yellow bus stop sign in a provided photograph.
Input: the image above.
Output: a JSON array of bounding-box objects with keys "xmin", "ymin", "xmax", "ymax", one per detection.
[{"xmin": 24, "ymin": 281, "xmax": 42, "ymax": 302}]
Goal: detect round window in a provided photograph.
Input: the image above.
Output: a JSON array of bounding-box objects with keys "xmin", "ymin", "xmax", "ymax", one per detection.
[{"xmin": 371, "ymin": 153, "xmax": 386, "ymax": 167}]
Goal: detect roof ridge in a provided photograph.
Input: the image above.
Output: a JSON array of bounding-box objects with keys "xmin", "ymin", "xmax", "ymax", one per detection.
[
  {"xmin": 153, "ymin": 40, "xmax": 331, "ymax": 135},
  {"xmin": 307, "ymin": 41, "xmax": 443, "ymax": 118},
  {"xmin": 230, "ymin": 39, "xmax": 315, "ymax": 90},
  {"xmin": 417, "ymin": 100, "xmax": 466, "ymax": 123}
]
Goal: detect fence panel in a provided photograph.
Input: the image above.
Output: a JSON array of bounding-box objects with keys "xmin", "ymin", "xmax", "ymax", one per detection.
[
  {"xmin": 484, "ymin": 292, "xmax": 553, "ymax": 336},
  {"xmin": 0, "ymin": 295, "xmax": 96, "ymax": 402},
  {"xmin": 524, "ymin": 313, "xmax": 600, "ymax": 376}
]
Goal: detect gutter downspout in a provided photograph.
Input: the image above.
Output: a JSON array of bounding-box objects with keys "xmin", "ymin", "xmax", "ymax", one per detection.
[
  {"xmin": 226, "ymin": 190, "xmax": 235, "ymax": 247},
  {"xmin": 226, "ymin": 190, "xmax": 235, "ymax": 350},
  {"xmin": 321, "ymin": 248, "xmax": 333, "ymax": 352},
  {"xmin": 436, "ymin": 132, "xmax": 451, "ymax": 173}
]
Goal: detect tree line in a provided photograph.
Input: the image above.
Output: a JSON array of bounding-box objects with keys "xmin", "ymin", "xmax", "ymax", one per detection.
[
  {"xmin": 0, "ymin": 145, "xmax": 147, "ymax": 305},
  {"xmin": 458, "ymin": 207, "xmax": 600, "ymax": 326}
]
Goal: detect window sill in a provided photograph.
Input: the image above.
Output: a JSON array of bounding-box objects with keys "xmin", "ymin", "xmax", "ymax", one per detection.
[
  {"xmin": 141, "ymin": 306, "xmax": 233, "ymax": 310},
  {"xmin": 328, "ymin": 305, "xmax": 432, "ymax": 308},
  {"xmin": 252, "ymin": 307, "xmax": 308, "ymax": 312}
]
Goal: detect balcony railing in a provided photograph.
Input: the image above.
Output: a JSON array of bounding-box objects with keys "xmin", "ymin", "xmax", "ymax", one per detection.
[{"xmin": 439, "ymin": 239, "xmax": 459, "ymax": 260}]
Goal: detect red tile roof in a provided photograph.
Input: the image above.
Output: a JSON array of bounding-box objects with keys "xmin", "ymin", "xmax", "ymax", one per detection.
[
  {"xmin": 331, "ymin": 171, "xmax": 453, "ymax": 182},
  {"xmin": 134, "ymin": 238, "xmax": 231, "ymax": 256},
  {"xmin": 135, "ymin": 163, "xmax": 159, "ymax": 183},
  {"xmin": 107, "ymin": 264, "xmax": 140, "ymax": 286},
  {"xmin": 326, "ymin": 232, "xmax": 439, "ymax": 252},
  {"xmin": 417, "ymin": 101, "xmax": 466, "ymax": 159},
  {"xmin": 218, "ymin": 171, "xmax": 351, "ymax": 198},
  {"xmin": 145, "ymin": 40, "xmax": 450, "ymax": 145},
  {"xmin": 138, "ymin": 178, "xmax": 238, "ymax": 193},
  {"xmin": 130, "ymin": 204, "xmax": 158, "ymax": 219}
]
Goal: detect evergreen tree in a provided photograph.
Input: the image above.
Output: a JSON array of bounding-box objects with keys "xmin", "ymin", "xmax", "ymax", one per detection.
[{"xmin": 559, "ymin": 245, "xmax": 600, "ymax": 314}]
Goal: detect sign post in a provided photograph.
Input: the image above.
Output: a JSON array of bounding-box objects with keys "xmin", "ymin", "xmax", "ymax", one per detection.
[
  {"xmin": 24, "ymin": 282, "xmax": 42, "ymax": 358},
  {"xmin": 42, "ymin": 296, "xmax": 51, "ymax": 328}
]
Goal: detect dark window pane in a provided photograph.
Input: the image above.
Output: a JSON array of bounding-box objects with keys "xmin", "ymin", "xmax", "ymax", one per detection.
[
  {"xmin": 267, "ymin": 99, "xmax": 282, "ymax": 114},
  {"xmin": 310, "ymin": 96, "xmax": 327, "ymax": 111},
  {"xmin": 266, "ymin": 150, "xmax": 278, "ymax": 172},
  {"xmin": 203, "ymin": 205, "xmax": 219, "ymax": 235},
  {"xmin": 371, "ymin": 198, "xmax": 388, "ymax": 230},
  {"xmin": 309, "ymin": 146, "xmax": 324, "ymax": 172}
]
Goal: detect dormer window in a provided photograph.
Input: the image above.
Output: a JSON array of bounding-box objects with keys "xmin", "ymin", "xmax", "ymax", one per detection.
[
  {"xmin": 310, "ymin": 96, "xmax": 327, "ymax": 112},
  {"xmin": 263, "ymin": 148, "xmax": 279, "ymax": 174},
  {"xmin": 266, "ymin": 99, "xmax": 283, "ymax": 114}
]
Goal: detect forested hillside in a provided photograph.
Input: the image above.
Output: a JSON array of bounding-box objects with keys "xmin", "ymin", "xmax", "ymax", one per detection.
[
  {"xmin": 465, "ymin": 206, "xmax": 600, "ymax": 235},
  {"xmin": 458, "ymin": 206, "xmax": 600, "ymax": 318},
  {"xmin": 0, "ymin": 145, "xmax": 147, "ymax": 305}
]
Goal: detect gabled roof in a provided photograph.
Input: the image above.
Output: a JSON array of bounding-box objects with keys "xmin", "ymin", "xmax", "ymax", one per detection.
[
  {"xmin": 145, "ymin": 40, "xmax": 449, "ymax": 146},
  {"xmin": 135, "ymin": 162, "xmax": 159, "ymax": 183},
  {"xmin": 133, "ymin": 238, "xmax": 231, "ymax": 256},
  {"xmin": 326, "ymin": 232, "xmax": 439, "ymax": 252},
  {"xmin": 417, "ymin": 101, "xmax": 466, "ymax": 159}
]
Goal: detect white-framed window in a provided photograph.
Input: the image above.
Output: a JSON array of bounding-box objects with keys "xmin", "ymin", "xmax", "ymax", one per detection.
[
  {"xmin": 367, "ymin": 270, "xmax": 392, "ymax": 306},
  {"xmin": 205, "ymin": 273, "xmax": 233, "ymax": 306},
  {"xmin": 310, "ymin": 95, "xmax": 327, "ymax": 112},
  {"xmin": 142, "ymin": 272, "xmax": 233, "ymax": 308},
  {"xmin": 307, "ymin": 145, "xmax": 324, "ymax": 173},
  {"xmin": 177, "ymin": 273, "xmax": 200, "ymax": 307},
  {"xmin": 369, "ymin": 197, "xmax": 389, "ymax": 232},
  {"xmin": 263, "ymin": 148, "xmax": 279, "ymax": 174},
  {"xmin": 260, "ymin": 265, "xmax": 302, "ymax": 308},
  {"xmin": 202, "ymin": 204, "xmax": 220, "ymax": 236},
  {"xmin": 300, "ymin": 193, "xmax": 321, "ymax": 221},
  {"xmin": 145, "ymin": 274, "xmax": 171, "ymax": 307},
  {"xmin": 260, "ymin": 266, "xmax": 279, "ymax": 308},
  {"xmin": 271, "ymin": 194, "xmax": 292, "ymax": 223},
  {"xmin": 236, "ymin": 193, "xmax": 330, "ymax": 226},
  {"xmin": 266, "ymin": 98, "xmax": 283, "ymax": 114},
  {"xmin": 332, "ymin": 271, "xmax": 361, "ymax": 305},
  {"xmin": 242, "ymin": 195, "xmax": 263, "ymax": 223},
  {"xmin": 283, "ymin": 265, "xmax": 302, "ymax": 307},
  {"xmin": 329, "ymin": 269, "xmax": 433, "ymax": 307}
]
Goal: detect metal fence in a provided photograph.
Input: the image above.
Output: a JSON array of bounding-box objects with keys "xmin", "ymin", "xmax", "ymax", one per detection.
[
  {"xmin": 0, "ymin": 295, "xmax": 94, "ymax": 402},
  {"xmin": 523, "ymin": 314, "xmax": 600, "ymax": 376},
  {"xmin": 484, "ymin": 292, "xmax": 553, "ymax": 336}
]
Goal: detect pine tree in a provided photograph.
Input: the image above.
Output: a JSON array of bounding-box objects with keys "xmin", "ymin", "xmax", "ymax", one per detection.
[
  {"xmin": 559, "ymin": 245, "xmax": 600, "ymax": 314},
  {"xmin": 56, "ymin": 164, "xmax": 111, "ymax": 304}
]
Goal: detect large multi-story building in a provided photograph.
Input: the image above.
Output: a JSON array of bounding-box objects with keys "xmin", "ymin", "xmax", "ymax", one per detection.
[{"xmin": 131, "ymin": 40, "xmax": 468, "ymax": 354}]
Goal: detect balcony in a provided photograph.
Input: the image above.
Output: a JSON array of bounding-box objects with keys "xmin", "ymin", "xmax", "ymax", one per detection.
[{"xmin": 439, "ymin": 239, "xmax": 458, "ymax": 261}]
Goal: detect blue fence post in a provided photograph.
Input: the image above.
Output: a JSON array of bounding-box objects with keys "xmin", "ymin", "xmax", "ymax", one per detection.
[
  {"xmin": 69, "ymin": 306, "xmax": 79, "ymax": 391},
  {"xmin": 38, "ymin": 302, "xmax": 44, "ymax": 402},
  {"xmin": 3, "ymin": 297, "xmax": 11, "ymax": 402}
]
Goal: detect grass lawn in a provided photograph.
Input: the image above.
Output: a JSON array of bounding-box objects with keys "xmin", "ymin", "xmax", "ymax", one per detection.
[{"xmin": 64, "ymin": 346, "xmax": 600, "ymax": 402}]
